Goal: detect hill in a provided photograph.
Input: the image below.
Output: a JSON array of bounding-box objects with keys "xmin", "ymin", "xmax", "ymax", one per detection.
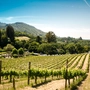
[{"xmin": 0, "ymin": 22, "xmax": 45, "ymax": 36}]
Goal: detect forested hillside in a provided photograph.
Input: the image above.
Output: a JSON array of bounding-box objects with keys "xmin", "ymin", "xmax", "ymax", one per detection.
[{"xmin": 0, "ymin": 22, "xmax": 45, "ymax": 36}]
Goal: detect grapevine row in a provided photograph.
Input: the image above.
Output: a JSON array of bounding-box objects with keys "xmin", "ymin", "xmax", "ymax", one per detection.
[{"xmin": 0, "ymin": 68, "xmax": 86, "ymax": 83}]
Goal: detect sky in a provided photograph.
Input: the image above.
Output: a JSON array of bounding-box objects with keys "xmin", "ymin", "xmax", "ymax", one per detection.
[{"xmin": 0, "ymin": 0, "xmax": 90, "ymax": 39}]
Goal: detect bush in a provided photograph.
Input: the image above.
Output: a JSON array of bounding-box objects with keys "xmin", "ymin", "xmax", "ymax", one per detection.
[
  {"xmin": 12, "ymin": 48, "xmax": 18, "ymax": 57},
  {"xmin": 4, "ymin": 44, "xmax": 14, "ymax": 52},
  {"xmin": 0, "ymin": 48, "xmax": 3, "ymax": 52},
  {"xmin": 18, "ymin": 48, "xmax": 24, "ymax": 56}
]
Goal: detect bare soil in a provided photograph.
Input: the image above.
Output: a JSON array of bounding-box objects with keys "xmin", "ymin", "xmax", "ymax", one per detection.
[{"xmin": 19, "ymin": 79, "xmax": 65, "ymax": 90}]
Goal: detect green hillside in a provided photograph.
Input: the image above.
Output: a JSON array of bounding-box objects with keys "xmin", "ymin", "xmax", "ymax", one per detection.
[{"xmin": 0, "ymin": 22, "xmax": 46, "ymax": 36}]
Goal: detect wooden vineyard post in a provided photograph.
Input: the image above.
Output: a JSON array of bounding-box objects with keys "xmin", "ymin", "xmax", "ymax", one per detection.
[
  {"xmin": 28, "ymin": 62, "xmax": 31, "ymax": 85},
  {"xmin": 13, "ymin": 77, "xmax": 15, "ymax": 90},
  {"xmin": 0, "ymin": 61, "xmax": 2, "ymax": 84},
  {"xmin": 89, "ymin": 62, "xmax": 90, "ymax": 73},
  {"xmin": 65, "ymin": 59, "xmax": 68, "ymax": 89}
]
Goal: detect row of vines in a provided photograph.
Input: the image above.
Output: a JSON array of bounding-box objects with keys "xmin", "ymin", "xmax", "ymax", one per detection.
[
  {"xmin": 0, "ymin": 68, "xmax": 87, "ymax": 87},
  {"xmin": 0, "ymin": 53, "xmax": 90, "ymax": 90}
]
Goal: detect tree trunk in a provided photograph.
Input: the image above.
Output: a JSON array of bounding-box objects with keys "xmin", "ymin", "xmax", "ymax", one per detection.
[
  {"xmin": 35, "ymin": 76, "xmax": 37, "ymax": 85},
  {"xmin": 10, "ymin": 74, "xmax": 12, "ymax": 82},
  {"xmin": 13, "ymin": 78, "xmax": 15, "ymax": 90},
  {"xmin": 68, "ymin": 79, "xmax": 70, "ymax": 88},
  {"xmin": 65, "ymin": 79, "xmax": 67, "ymax": 89}
]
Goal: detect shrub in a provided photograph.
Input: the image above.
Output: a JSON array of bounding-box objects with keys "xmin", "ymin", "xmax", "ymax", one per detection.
[
  {"xmin": 4, "ymin": 44, "xmax": 14, "ymax": 52},
  {"xmin": 12, "ymin": 48, "xmax": 18, "ymax": 57},
  {"xmin": 18, "ymin": 48, "xmax": 24, "ymax": 56}
]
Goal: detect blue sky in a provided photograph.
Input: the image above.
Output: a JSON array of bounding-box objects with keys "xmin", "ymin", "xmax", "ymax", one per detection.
[{"xmin": 0, "ymin": 0, "xmax": 90, "ymax": 39}]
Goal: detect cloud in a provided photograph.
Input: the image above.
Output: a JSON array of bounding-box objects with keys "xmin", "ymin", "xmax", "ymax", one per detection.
[
  {"xmin": 0, "ymin": 16, "xmax": 36, "ymax": 23},
  {"xmin": 4, "ymin": 16, "xmax": 34, "ymax": 21},
  {"xmin": 83, "ymin": 0, "xmax": 90, "ymax": 7},
  {"xmin": 6, "ymin": 17, "xmax": 14, "ymax": 21}
]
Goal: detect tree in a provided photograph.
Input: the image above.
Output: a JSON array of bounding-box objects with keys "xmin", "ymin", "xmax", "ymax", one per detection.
[
  {"xmin": 45, "ymin": 44, "xmax": 58, "ymax": 55},
  {"xmin": 4, "ymin": 44, "xmax": 14, "ymax": 52},
  {"xmin": 12, "ymin": 48, "xmax": 18, "ymax": 58},
  {"xmin": 83, "ymin": 45, "xmax": 89, "ymax": 52},
  {"xmin": 38, "ymin": 43, "xmax": 58, "ymax": 55},
  {"xmin": 66, "ymin": 43, "xmax": 76, "ymax": 54},
  {"xmin": 28, "ymin": 41, "xmax": 39, "ymax": 53},
  {"xmin": 14, "ymin": 39, "xmax": 23, "ymax": 49},
  {"xmin": 36, "ymin": 36, "xmax": 42, "ymax": 44},
  {"xmin": 57, "ymin": 43, "xmax": 66, "ymax": 54},
  {"xmin": 18, "ymin": 48, "xmax": 24, "ymax": 56},
  {"xmin": 78, "ymin": 37, "xmax": 82, "ymax": 40},
  {"xmin": 24, "ymin": 41, "xmax": 29, "ymax": 49},
  {"xmin": 1, "ymin": 34, "xmax": 8, "ymax": 48},
  {"xmin": 75, "ymin": 43, "xmax": 84, "ymax": 53},
  {"xmin": 0, "ymin": 29, "xmax": 1, "ymax": 47},
  {"xmin": 12, "ymin": 48, "xmax": 18, "ymax": 55},
  {"xmin": 46, "ymin": 31, "xmax": 56, "ymax": 43},
  {"xmin": 6, "ymin": 25, "xmax": 15, "ymax": 43},
  {"xmin": 37, "ymin": 43, "xmax": 46, "ymax": 54}
]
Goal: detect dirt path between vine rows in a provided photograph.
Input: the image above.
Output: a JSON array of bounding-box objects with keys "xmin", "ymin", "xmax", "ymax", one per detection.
[
  {"xmin": 77, "ymin": 54, "xmax": 90, "ymax": 90},
  {"xmin": 77, "ymin": 73, "xmax": 90, "ymax": 90},
  {"xmin": 82, "ymin": 54, "xmax": 89, "ymax": 71},
  {"xmin": 75, "ymin": 54, "xmax": 85, "ymax": 69},
  {"xmin": 69, "ymin": 55, "xmax": 81, "ymax": 69},
  {"xmin": 19, "ymin": 79, "xmax": 66, "ymax": 90}
]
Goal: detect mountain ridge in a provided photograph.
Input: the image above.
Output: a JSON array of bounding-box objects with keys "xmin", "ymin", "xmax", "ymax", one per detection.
[{"xmin": 0, "ymin": 22, "xmax": 46, "ymax": 36}]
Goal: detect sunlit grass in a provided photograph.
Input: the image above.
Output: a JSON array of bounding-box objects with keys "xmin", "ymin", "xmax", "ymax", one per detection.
[{"xmin": 15, "ymin": 36, "xmax": 30, "ymax": 41}]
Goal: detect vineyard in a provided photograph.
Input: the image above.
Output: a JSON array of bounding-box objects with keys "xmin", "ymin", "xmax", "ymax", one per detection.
[{"xmin": 0, "ymin": 53, "xmax": 90, "ymax": 90}]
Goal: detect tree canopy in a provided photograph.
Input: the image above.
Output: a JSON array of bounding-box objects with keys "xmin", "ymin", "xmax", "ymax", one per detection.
[
  {"xmin": 46, "ymin": 31, "xmax": 56, "ymax": 43},
  {"xmin": 0, "ymin": 29, "xmax": 1, "ymax": 47},
  {"xmin": 0, "ymin": 27, "xmax": 90, "ymax": 55},
  {"xmin": 6, "ymin": 25, "xmax": 15, "ymax": 42}
]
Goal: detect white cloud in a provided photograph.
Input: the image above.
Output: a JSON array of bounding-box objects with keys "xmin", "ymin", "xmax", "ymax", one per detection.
[
  {"xmin": 6, "ymin": 17, "xmax": 14, "ymax": 21},
  {"xmin": 0, "ymin": 16, "xmax": 34, "ymax": 22},
  {"xmin": 83, "ymin": 0, "xmax": 90, "ymax": 7}
]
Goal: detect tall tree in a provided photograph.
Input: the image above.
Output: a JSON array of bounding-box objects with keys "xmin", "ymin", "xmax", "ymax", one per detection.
[
  {"xmin": 46, "ymin": 31, "xmax": 56, "ymax": 43},
  {"xmin": 36, "ymin": 36, "xmax": 42, "ymax": 44},
  {"xmin": 0, "ymin": 29, "xmax": 1, "ymax": 47},
  {"xmin": 6, "ymin": 25, "xmax": 15, "ymax": 43}
]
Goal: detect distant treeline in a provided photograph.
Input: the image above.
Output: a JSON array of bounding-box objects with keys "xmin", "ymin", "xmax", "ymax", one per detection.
[{"xmin": 0, "ymin": 25, "xmax": 90, "ymax": 55}]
